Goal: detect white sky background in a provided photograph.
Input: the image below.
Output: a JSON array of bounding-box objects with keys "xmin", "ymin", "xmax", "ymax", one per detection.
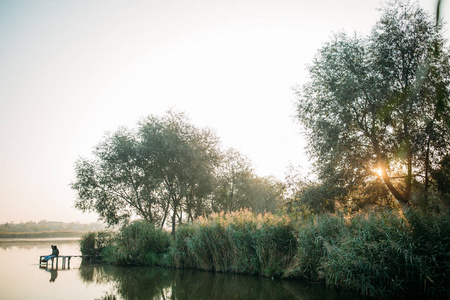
[{"xmin": 0, "ymin": 0, "xmax": 447, "ymax": 223}]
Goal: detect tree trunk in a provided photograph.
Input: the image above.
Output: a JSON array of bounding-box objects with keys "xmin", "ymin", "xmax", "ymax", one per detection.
[
  {"xmin": 424, "ymin": 132, "xmax": 432, "ymax": 202},
  {"xmin": 406, "ymin": 141, "xmax": 412, "ymax": 200},
  {"xmin": 160, "ymin": 200, "xmax": 170, "ymax": 230},
  {"xmin": 379, "ymin": 164, "xmax": 409, "ymax": 204},
  {"xmin": 424, "ymin": 116, "xmax": 436, "ymax": 203},
  {"xmin": 171, "ymin": 200, "xmax": 177, "ymax": 236},
  {"xmin": 372, "ymin": 138, "xmax": 409, "ymax": 205}
]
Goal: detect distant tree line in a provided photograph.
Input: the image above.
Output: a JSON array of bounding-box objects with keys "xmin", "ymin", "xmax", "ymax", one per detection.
[{"xmin": 0, "ymin": 220, "xmax": 106, "ymax": 238}]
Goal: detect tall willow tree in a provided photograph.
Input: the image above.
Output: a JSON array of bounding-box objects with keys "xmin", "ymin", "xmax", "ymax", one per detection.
[
  {"xmin": 72, "ymin": 111, "xmax": 220, "ymax": 235},
  {"xmin": 296, "ymin": 0, "xmax": 450, "ymax": 206}
]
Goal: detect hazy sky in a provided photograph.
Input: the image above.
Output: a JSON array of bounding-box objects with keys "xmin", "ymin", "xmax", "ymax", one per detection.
[{"xmin": 0, "ymin": 0, "xmax": 447, "ymax": 223}]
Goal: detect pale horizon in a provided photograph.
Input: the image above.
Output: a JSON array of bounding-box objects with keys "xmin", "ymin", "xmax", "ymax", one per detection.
[{"xmin": 1, "ymin": 0, "xmax": 447, "ymax": 224}]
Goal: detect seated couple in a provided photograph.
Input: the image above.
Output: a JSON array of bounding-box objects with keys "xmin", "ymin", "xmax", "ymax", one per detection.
[{"xmin": 41, "ymin": 245, "xmax": 59, "ymax": 262}]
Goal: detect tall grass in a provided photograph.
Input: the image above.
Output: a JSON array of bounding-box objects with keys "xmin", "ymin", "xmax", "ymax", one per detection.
[
  {"xmin": 323, "ymin": 211, "xmax": 411, "ymax": 298},
  {"xmin": 80, "ymin": 208, "xmax": 450, "ymax": 298},
  {"xmin": 177, "ymin": 209, "xmax": 297, "ymax": 277},
  {"xmin": 405, "ymin": 209, "xmax": 450, "ymax": 298},
  {"xmin": 171, "ymin": 224, "xmax": 197, "ymax": 268},
  {"xmin": 284, "ymin": 213, "xmax": 345, "ymax": 281},
  {"xmin": 284, "ymin": 209, "xmax": 450, "ymax": 298}
]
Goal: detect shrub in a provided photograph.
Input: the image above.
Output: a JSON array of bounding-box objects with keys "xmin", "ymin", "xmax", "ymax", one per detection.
[
  {"xmin": 80, "ymin": 231, "xmax": 114, "ymax": 257},
  {"xmin": 103, "ymin": 221, "xmax": 171, "ymax": 266}
]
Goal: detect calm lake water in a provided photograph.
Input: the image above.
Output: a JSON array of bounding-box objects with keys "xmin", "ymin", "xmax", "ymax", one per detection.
[{"xmin": 0, "ymin": 238, "xmax": 364, "ymax": 299}]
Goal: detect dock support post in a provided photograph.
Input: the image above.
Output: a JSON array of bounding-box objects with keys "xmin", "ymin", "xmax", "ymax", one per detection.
[
  {"xmin": 39, "ymin": 255, "xmax": 90, "ymax": 269},
  {"xmin": 39, "ymin": 256, "xmax": 48, "ymax": 268},
  {"xmin": 50, "ymin": 257, "xmax": 59, "ymax": 269}
]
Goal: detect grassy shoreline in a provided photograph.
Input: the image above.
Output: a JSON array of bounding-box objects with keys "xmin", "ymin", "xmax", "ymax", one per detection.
[{"xmin": 80, "ymin": 208, "xmax": 450, "ymax": 299}]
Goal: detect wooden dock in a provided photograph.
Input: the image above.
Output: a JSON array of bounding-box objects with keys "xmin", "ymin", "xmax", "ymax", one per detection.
[{"xmin": 39, "ymin": 255, "xmax": 97, "ymax": 269}]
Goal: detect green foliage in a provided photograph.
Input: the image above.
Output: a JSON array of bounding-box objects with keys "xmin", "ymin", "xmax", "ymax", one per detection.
[
  {"xmin": 211, "ymin": 149, "xmax": 283, "ymax": 215},
  {"xmin": 284, "ymin": 209, "xmax": 450, "ymax": 298},
  {"xmin": 186, "ymin": 221, "xmax": 229, "ymax": 272},
  {"xmin": 296, "ymin": 0, "xmax": 450, "ymax": 205},
  {"xmin": 252, "ymin": 220, "xmax": 297, "ymax": 277},
  {"xmin": 102, "ymin": 221, "xmax": 171, "ymax": 266},
  {"xmin": 72, "ymin": 111, "xmax": 283, "ymax": 235},
  {"xmin": 80, "ymin": 207, "xmax": 450, "ymax": 298},
  {"xmin": 432, "ymin": 155, "xmax": 450, "ymax": 205},
  {"xmin": 405, "ymin": 209, "xmax": 450, "ymax": 298},
  {"xmin": 171, "ymin": 224, "xmax": 196, "ymax": 268},
  {"xmin": 282, "ymin": 183, "xmax": 338, "ymax": 215},
  {"xmin": 174, "ymin": 210, "xmax": 297, "ymax": 277},
  {"xmin": 323, "ymin": 211, "xmax": 411, "ymax": 298},
  {"xmin": 72, "ymin": 110, "xmax": 221, "ymax": 234},
  {"xmin": 284, "ymin": 213, "xmax": 345, "ymax": 281},
  {"xmin": 80, "ymin": 232, "xmax": 96, "ymax": 256},
  {"xmin": 80, "ymin": 231, "xmax": 115, "ymax": 257}
]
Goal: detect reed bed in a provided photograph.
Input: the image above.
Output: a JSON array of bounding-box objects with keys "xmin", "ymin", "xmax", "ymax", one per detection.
[
  {"xmin": 174, "ymin": 209, "xmax": 297, "ymax": 277},
  {"xmin": 81, "ymin": 208, "xmax": 450, "ymax": 298}
]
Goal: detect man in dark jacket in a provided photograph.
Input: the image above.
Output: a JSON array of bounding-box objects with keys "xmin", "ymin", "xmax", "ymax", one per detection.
[{"xmin": 41, "ymin": 245, "xmax": 59, "ymax": 262}]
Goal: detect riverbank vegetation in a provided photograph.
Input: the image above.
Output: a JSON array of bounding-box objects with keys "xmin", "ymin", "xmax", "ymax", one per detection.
[
  {"xmin": 81, "ymin": 208, "xmax": 450, "ymax": 298},
  {"xmin": 75, "ymin": 1, "xmax": 450, "ymax": 298}
]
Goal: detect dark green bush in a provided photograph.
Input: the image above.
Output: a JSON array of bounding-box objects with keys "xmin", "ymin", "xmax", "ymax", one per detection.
[
  {"xmin": 80, "ymin": 232, "xmax": 96, "ymax": 256},
  {"xmin": 102, "ymin": 221, "xmax": 171, "ymax": 266},
  {"xmin": 80, "ymin": 231, "xmax": 114, "ymax": 257}
]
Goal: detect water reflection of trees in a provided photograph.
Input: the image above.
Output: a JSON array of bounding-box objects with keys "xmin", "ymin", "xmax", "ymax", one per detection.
[
  {"xmin": 79, "ymin": 264, "xmax": 362, "ymax": 300},
  {"xmin": 79, "ymin": 263, "xmax": 172, "ymax": 299},
  {"xmin": 169, "ymin": 270, "xmax": 347, "ymax": 300}
]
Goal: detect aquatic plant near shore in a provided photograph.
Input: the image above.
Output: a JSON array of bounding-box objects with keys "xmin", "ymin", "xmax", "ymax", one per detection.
[
  {"xmin": 283, "ymin": 213, "xmax": 345, "ymax": 281},
  {"xmin": 284, "ymin": 209, "xmax": 450, "ymax": 298},
  {"xmin": 177, "ymin": 209, "xmax": 297, "ymax": 277},
  {"xmin": 80, "ymin": 208, "xmax": 450, "ymax": 298}
]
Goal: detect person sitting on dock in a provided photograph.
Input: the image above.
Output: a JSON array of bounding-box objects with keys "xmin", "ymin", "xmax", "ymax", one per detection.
[{"xmin": 41, "ymin": 245, "xmax": 59, "ymax": 262}]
